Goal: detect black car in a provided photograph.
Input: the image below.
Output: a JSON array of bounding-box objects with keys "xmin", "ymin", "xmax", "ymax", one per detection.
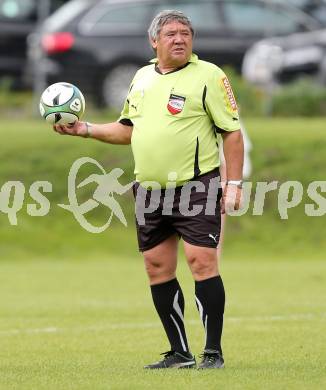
[
  {"xmin": 0, "ymin": 0, "xmax": 68, "ymax": 88},
  {"xmin": 27, "ymin": 0, "xmax": 323, "ymax": 109}
]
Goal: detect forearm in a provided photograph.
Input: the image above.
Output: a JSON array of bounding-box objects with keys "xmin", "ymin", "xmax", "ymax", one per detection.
[
  {"xmin": 221, "ymin": 130, "xmax": 244, "ymax": 180},
  {"xmin": 88, "ymin": 121, "xmax": 133, "ymax": 145},
  {"xmin": 53, "ymin": 120, "xmax": 133, "ymax": 144}
]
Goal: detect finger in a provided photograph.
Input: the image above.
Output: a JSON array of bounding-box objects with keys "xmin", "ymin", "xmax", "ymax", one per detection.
[
  {"xmin": 60, "ymin": 124, "xmax": 69, "ymax": 131},
  {"xmin": 53, "ymin": 125, "xmax": 66, "ymax": 135},
  {"xmin": 233, "ymin": 200, "xmax": 241, "ymax": 210},
  {"xmin": 225, "ymin": 188, "xmax": 242, "ymax": 212},
  {"xmin": 62, "ymin": 124, "xmax": 78, "ymax": 135},
  {"xmin": 234, "ymin": 188, "xmax": 243, "ymax": 210},
  {"xmin": 66, "ymin": 121, "xmax": 76, "ymax": 129},
  {"xmin": 53, "ymin": 124, "xmax": 61, "ymax": 132},
  {"xmin": 224, "ymin": 188, "xmax": 235, "ymax": 214},
  {"xmin": 220, "ymin": 196, "xmax": 226, "ymax": 214}
]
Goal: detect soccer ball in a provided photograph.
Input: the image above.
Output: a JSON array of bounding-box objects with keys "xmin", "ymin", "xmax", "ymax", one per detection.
[{"xmin": 39, "ymin": 82, "xmax": 85, "ymax": 125}]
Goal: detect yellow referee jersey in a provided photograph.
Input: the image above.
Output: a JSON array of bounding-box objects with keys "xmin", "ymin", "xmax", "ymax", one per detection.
[{"xmin": 119, "ymin": 53, "xmax": 240, "ymax": 188}]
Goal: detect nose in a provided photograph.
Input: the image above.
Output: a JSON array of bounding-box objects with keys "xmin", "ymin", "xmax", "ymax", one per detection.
[{"xmin": 174, "ymin": 32, "xmax": 184, "ymax": 43}]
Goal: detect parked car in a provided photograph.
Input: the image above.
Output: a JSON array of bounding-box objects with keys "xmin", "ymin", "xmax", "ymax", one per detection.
[
  {"xmin": 288, "ymin": 0, "xmax": 326, "ymax": 26},
  {"xmin": 242, "ymin": 28, "xmax": 326, "ymax": 86},
  {"xmin": 0, "ymin": 0, "xmax": 68, "ymax": 88},
  {"xmin": 27, "ymin": 0, "xmax": 324, "ymax": 109}
]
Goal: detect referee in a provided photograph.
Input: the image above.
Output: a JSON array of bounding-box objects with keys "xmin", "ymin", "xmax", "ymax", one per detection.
[{"xmin": 54, "ymin": 10, "xmax": 244, "ymax": 369}]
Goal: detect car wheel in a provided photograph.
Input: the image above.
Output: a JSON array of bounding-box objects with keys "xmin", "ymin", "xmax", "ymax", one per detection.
[{"xmin": 102, "ymin": 63, "xmax": 141, "ymax": 111}]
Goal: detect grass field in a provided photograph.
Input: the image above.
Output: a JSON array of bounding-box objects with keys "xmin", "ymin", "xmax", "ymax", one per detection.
[
  {"xmin": 1, "ymin": 116, "xmax": 326, "ymax": 260},
  {"xmin": 0, "ymin": 256, "xmax": 325, "ymax": 389},
  {"xmin": 0, "ymin": 117, "xmax": 325, "ymax": 388}
]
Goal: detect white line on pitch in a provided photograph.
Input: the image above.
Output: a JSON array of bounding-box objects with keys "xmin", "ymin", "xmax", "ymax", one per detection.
[{"xmin": 0, "ymin": 313, "xmax": 325, "ymax": 336}]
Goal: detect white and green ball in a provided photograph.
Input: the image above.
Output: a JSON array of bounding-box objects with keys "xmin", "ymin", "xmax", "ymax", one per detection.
[{"xmin": 39, "ymin": 82, "xmax": 85, "ymax": 125}]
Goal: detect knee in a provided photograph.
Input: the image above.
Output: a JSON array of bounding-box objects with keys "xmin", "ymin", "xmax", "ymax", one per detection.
[
  {"xmin": 187, "ymin": 254, "xmax": 217, "ymax": 280},
  {"xmin": 144, "ymin": 254, "xmax": 162, "ymax": 278},
  {"xmin": 143, "ymin": 254, "xmax": 175, "ymax": 282}
]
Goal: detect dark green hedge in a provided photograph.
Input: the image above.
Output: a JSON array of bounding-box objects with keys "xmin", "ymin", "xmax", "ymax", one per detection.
[{"xmin": 225, "ymin": 68, "xmax": 326, "ymax": 117}]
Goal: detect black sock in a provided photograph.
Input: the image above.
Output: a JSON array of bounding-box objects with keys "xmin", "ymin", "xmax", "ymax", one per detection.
[
  {"xmin": 150, "ymin": 278, "xmax": 189, "ymax": 354},
  {"xmin": 195, "ymin": 275, "xmax": 225, "ymax": 354}
]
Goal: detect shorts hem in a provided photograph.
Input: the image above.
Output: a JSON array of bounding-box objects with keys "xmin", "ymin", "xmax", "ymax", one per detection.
[
  {"xmin": 182, "ymin": 236, "xmax": 218, "ymax": 249},
  {"xmin": 138, "ymin": 232, "xmax": 177, "ymax": 252}
]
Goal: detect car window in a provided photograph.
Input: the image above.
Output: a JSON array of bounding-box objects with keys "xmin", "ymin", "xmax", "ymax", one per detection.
[
  {"xmin": 0, "ymin": 0, "xmax": 35, "ymax": 21},
  {"xmin": 306, "ymin": 3, "xmax": 326, "ymax": 25},
  {"xmin": 285, "ymin": 0, "xmax": 326, "ymax": 26},
  {"xmin": 49, "ymin": 0, "xmax": 69, "ymax": 13},
  {"xmin": 152, "ymin": 1, "xmax": 221, "ymax": 30},
  {"xmin": 96, "ymin": 5, "xmax": 149, "ymax": 25},
  {"xmin": 80, "ymin": 3, "xmax": 153, "ymax": 35},
  {"xmin": 46, "ymin": 0, "xmax": 90, "ymax": 32},
  {"xmin": 224, "ymin": 1, "xmax": 302, "ymax": 35},
  {"xmin": 287, "ymin": 0, "xmax": 308, "ymax": 5}
]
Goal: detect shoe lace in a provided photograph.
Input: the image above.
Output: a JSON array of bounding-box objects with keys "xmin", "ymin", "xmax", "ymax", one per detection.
[
  {"xmin": 160, "ymin": 350, "xmax": 176, "ymax": 362},
  {"xmin": 199, "ymin": 352, "xmax": 219, "ymax": 364}
]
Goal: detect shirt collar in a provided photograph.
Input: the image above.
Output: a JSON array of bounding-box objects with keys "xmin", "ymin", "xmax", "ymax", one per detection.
[{"xmin": 149, "ymin": 53, "xmax": 199, "ymax": 64}]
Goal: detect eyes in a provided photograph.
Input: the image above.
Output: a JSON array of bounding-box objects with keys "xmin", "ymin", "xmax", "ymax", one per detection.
[{"xmin": 165, "ymin": 31, "xmax": 191, "ymax": 38}]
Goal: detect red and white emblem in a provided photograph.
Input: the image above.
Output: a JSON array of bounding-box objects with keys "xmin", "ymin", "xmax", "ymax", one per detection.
[{"xmin": 167, "ymin": 94, "xmax": 186, "ymax": 115}]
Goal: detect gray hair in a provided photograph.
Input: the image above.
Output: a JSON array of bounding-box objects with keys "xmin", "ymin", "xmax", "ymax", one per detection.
[{"xmin": 148, "ymin": 10, "xmax": 194, "ymax": 41}]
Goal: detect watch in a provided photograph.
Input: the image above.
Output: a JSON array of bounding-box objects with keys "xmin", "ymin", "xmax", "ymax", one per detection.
[
  {"xmin": 84, "ymin": 122, "xmax": 92, "ymax": 138},
  {"xmin": 226, "ymin": 180, "xmax": 243, "ymax": 188}
]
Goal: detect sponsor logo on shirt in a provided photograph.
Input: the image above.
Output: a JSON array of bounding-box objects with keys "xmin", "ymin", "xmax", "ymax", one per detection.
[
  {"xmin": 167, "ymin": 94, "xmax": 186, "ymax": 115},
  {"xmin": 222, "ymin": 77, "xmax": 238, "ymax": 112}
]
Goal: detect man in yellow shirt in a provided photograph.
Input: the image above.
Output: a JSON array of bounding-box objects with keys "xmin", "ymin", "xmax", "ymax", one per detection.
[{"xmin": 54, "ymin": 10, "xmax": 244, "ymax": 369}]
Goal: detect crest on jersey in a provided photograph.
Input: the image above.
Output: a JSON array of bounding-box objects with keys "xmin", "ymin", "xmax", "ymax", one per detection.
[{"xmin": 167, "ymin": 94, "xmax": 186, "ymax": 115}]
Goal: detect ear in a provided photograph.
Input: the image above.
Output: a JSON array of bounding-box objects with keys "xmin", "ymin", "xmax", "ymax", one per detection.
[{"xmin": 150, "ymin": 38, "xmax": 158, "ymax": 51}]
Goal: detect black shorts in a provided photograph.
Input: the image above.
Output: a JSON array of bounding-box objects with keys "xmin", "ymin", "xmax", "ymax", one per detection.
[{"xmin": 133, "ymin": 169, "xmax": 222, "ymax": 252}]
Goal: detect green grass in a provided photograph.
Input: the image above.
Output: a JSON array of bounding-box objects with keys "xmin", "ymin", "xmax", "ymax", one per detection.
[
  {"xmin": 1, "ymin": 116, "xmax": 325, "ymax": 259},
  {"xmin": 1, "ymin": 117, "xmax": 326, "ymax": 388},
  {"xmin": 0, "ymin": 256, "xmax": 325, "ymax": 389}
]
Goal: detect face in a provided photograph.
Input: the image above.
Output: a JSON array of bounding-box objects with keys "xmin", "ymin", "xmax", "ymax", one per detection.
[{"xmin": 151, "ymin": 20, "xmax": 193, "ymax": 68}]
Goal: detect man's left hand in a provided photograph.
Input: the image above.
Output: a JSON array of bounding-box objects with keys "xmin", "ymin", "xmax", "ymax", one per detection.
[{"xmin": 221, "ymin": 183, "xmax": 242, "ymax": 214}]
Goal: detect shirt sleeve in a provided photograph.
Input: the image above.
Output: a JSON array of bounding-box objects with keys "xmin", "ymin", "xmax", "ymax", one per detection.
[
  {"xmin": 118, "ymin": 92, "xmax": 132, "ymax": 123},
  {"xmin": 117, "ymin": 71, "xmax": 138, "ymax": 123},
  {"xmin": 205, "ymin": 67, "xmax": 240, "ymax": 132}
]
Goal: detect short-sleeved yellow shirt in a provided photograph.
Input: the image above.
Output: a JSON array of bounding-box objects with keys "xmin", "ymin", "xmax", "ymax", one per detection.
[{"xmin": 119, "ymin": 53, "xmax": 240, "ymax": 188}]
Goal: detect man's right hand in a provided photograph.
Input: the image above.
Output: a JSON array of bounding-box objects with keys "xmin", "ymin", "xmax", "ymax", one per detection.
[
  {"xmin": 53, "ymin": 121, "xmax": 89, "ymax": 137},
  {"xmin": 53, "ymin": 121, "xmax": 132, "ymax": 145}
]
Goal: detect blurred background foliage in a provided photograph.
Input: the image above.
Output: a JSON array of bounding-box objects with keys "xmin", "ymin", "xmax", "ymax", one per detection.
[
  {"xmin": 0, "ymin": 113, "xmax": 325, "ymax": 261},
  {"xmin": 2, "ymin": 69, "xmax": 326, "ymax": 118},
  {"xmin": 227, "ymin": 67, "xmax": 326, "ymax": 117}
]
